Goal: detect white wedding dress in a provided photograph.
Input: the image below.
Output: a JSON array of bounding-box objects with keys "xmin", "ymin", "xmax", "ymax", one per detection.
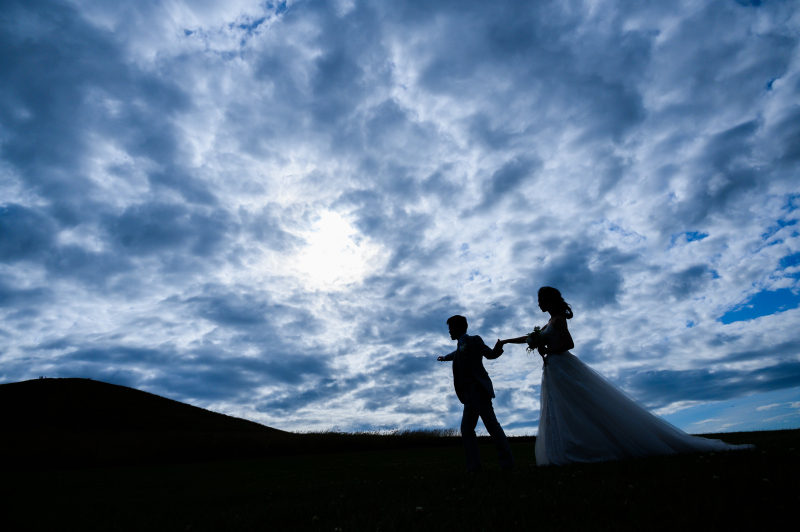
[{"xmin": 535, "ymin": 324, "xmax": 753, "ymax": 466}]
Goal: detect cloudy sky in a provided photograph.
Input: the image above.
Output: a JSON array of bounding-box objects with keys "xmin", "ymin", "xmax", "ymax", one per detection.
[{"xmin": 2, "ymin": 0, "xmax": 799, "ymax": 435}]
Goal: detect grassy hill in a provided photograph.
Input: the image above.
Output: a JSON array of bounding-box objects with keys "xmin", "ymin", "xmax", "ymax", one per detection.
[
  {"xmin": 0, "ymin": 378, "xmax": 780, "ymax": 474},
  {"xmin": 0, "ymin": 377, "xmax": 293, "ymax": 469},
  {"xmin": 0, "ymin": 378, "xmax": 472, "ymax": 470},
  {"xmin": 0, "ymin": 377, "xmax": 284, "ymax": 433}
]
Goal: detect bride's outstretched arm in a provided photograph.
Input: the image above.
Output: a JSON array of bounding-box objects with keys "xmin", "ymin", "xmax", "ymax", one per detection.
[{"xmin": 497, "ymin": 336, "xmax": 528, "ymax": 345}]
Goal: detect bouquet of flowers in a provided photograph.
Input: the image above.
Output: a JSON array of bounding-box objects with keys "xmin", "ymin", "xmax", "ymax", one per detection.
[{"xmin": 526, "ymin": 326, "xmax": 542, "ymax": 354}]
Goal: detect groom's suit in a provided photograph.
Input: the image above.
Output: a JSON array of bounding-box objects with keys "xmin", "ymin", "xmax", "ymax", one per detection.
[{"xmin": 442, "ymin": 333, "xmax": 515, "ymax": 471}]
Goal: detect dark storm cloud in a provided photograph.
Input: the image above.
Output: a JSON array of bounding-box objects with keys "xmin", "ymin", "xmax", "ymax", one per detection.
[
  {"xmin": 147, "ymin": 351, "xmax": 332, "ymax": 402},
  {"xmin": 0, "ymin": 204, "xmax": 56, "ymax": 262},
  {"xmin": 472, "ymin": 156, "xmax": 542, "ymax": 213},
  {"xmin": 420, "ymin": 167, "xmax": 462, "ymax": 202},
  {"xmin": 60, "ymin": 345, "xmax": 173, "ymax": 366},
  {"xmin": 0, "ymin": 279, "xmax": 51, "ymax": 330},
  {"xmin": 0, "ymin": 0, "xmax": 195, "ymax": 225},
  {"xmin": 188, "ymin": 292, "xmax": 270, "ymax": 327},
  {"xmin": 349, "ymin": 291, "xmax": 462, "ymax": 345},
  {"xmin": 505, "ymin": 420, "xmax": 538, "ymax": 430},
  {"xmin": 243, "ymin": 204, "xmax": 303, "ymax": 252},
  {"xmin": 12, "ymin": 337, "xmax": 334, "ymax": 404},
  {"xmin": 106, "ymin": 202, "xmax": 232, "ymax": 257},
  {"xmin": 351, "ymin": 353, "xmax": 447, "ymax": 413},
  {"xmin": 714, "ymin": 338, "xmax": 800, "ymax": 365},
  {"xmin": 0, "ymin": 281, "xmax": 49, "ymax": 309},
  {"xmin": 0, "ymin": 0, "xmax": 231, "ymax": 291},
  {"xmin": 666, "ymin": 265, "xmax": 715, "ymax": 298},
  {"xmin": 394, "ymin": 0, "xmax": 651, "ymax": 147},
  {"xmin": 364, "ymin": 100, "xmax": 416, "ymax": 149},
  {"xmin": 0, "ymin": 203, "xmax": 134, "ymax": 287},
  {"xmin": 513, "ymin": 240, "xmax": 636, "ymax": 311},
  {"xmin": 480, "ymin": 303, "xmax": 520, "ymax": 333},
  {"xmin": 466, "ymin": 113, "xmax": 519, "ymax": 151},
  {"xmin": 179, "ymin": 285, "xmax": 323, "ymax": 335},
  {"xmin": 680, "ymin": 120, "xmax": 762, "ymax": 225},
  {"xmin": 256, "ymin": 374, "xmax": 370, "ymax": 413},
  {"xmin": 238, "ymin": 0, "xmax": 391, "ymax": 154},
  {"xmin": 624, "ymin": 359, "xmax": 800, "ymax": 409},
  {"xmin": 772, "ymin": 104, "xmax": 800, "ymax": 164},
  {"xmin": 311, "ymin": 46, "xmax": 365, "ymax": 125},
  {"xmin": 375, "ymin": 353, "xmax": 431, "ymax": 378},
  {"xmin": 147, "ymin": 167, "xmax": 218, "ymax": 206},
  {"xmin": 44, "ymin": 245, "xmax": 132, "ymax": 287}
]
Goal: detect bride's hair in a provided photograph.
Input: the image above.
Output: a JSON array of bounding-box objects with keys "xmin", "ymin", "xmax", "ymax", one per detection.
[{"xmin": 538, "ymin": 286, "xmax": 573, "ymax": 319}]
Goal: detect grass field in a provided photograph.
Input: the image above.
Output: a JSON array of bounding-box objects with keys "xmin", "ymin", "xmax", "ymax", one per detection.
[{"xmin": 2, "ymin": 428, "xmax": 798, "ymax": 531}]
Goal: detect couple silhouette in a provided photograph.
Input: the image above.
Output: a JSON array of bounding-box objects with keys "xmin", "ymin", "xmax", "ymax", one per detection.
[{"xmin": 437, "ymin": 287, "xmax": 752, "ymax": 472}]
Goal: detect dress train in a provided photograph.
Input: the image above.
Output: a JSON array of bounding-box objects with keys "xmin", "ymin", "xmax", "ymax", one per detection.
[{"xmin": 535, "ymin": 350, "xmax": 753, "ymax": 466}]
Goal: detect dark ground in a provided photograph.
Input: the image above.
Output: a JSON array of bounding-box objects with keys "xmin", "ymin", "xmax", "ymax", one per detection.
[
  {"xmin": 1, "ymin": 429, "xmax": 797, "ymax": 531},
  {"xmin": 1, "ymin": 378, "xmax": 798, "ymax": 530}
]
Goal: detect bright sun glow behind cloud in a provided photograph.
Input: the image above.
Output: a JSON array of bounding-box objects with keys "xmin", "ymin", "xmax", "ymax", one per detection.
[{"xmin": 291, "ymin": 211, "xmax": 383, "ymax": 290}]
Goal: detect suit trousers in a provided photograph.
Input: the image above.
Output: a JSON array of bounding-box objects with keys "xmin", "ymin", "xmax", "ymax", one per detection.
[{"xmin": 460, "ymin": 383, "xmax": 515, "ymax": 471}]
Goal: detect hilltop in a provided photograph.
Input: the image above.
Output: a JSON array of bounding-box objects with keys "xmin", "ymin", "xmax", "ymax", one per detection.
[
  {"xmin": 0, "ymin": 378, "xmax": 296, "ymax": 469},
  {"xmin": 0, "ymin": 378, "xmax": 283, "ymax": 434},
  {"xmin": 0, "ymin": 378, "xmax": 468, "ymax": 470}
]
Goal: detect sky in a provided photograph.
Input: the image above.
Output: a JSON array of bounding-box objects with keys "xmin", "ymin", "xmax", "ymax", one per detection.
[{"xmin": 1, "ymin": 0, "xmax": 800, "ymax": 435}]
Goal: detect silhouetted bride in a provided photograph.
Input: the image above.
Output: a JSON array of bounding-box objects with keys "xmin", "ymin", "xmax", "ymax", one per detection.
[{"xmin": 496, "ymin": 286, "xmax": 753, "ymax": 466}]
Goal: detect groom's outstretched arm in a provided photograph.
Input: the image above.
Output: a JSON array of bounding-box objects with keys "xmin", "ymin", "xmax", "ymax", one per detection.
[{"xmin": 437, "ymin": 350, "xmax": 456, "ymax": 362}]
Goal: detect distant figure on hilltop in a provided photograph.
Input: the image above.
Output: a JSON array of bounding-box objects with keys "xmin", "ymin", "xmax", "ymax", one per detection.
[
  {"xmin": 496, "ymin": 286, "xmax": 753, "ymax": 465},
  {"xmin": 437, "ymin": 315, "xmax": 515, "ymax": 472}
]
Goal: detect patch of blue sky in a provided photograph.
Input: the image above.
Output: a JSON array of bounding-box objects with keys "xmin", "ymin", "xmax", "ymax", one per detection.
[
  {"xmin": 670, "ymin": 231, "xmax": 708, "ymax": 246},
  {"xmin": 663, "ymin": 386, "xmax": 800, "ymax": 434},
  {"xmin": 267, "ymin": 2, "xmax": 288, "ymax": 15},
  {"xmin": 719, "ymin": 288, "xmax": 800, "ymax": 324},
  {"xmin": 505, "ymin": 419, "xmax": 539, "ymax": 432},
  {"xmin": 765, "ymin": 77, "xmax": 778, "ymax": 91},
  {"xmin": 780, "ymin": 252, "xmax": 800, "ymax": 269},
  {"xmin": 239, "ymin": 17, "xmax": 266, "ymax": 33},
  {"xmin": 685, "ymin": 231, "xmax": 708, "ymax": 242},
  {"xmin": 762, "ymin": 218, "xmax": 798, "ymax": 240},
  {"xmin": 607, "ymin": 223, "xmax": 644, "ymax": 239},
  {"xmin": 467, "ymin": 270, "xmax": 483, "ymax": 282}
]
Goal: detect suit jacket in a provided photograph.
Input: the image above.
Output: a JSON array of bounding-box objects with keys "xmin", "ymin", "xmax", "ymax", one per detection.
[{"xmin": 442, "ymin": 334, "xmax": 503, "ymax": 404}]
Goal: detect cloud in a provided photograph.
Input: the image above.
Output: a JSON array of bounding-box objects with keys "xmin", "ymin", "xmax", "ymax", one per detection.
[
  {"xmin": 0, "ymin": 204, "xmax": 56, "ymax": 262},
  {"xmin": 623, "ymin": 360, "xmax": 800, "ymax": 409},
  {"xmin": 106, "ymin": 202, "xmax": 231, "ymax": 256},
  {"xmin": 471, "ymin": 156, "xmax": 542, "ymax": 213},
  {"xmin": 1, "ymin": 0, "xmax": 799, "ymax": 433}
]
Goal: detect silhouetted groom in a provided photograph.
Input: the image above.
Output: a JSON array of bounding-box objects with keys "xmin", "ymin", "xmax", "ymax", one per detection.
[{"xmin": 437, "ymin": 315, "xmax": 515, "ymax": 472}]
